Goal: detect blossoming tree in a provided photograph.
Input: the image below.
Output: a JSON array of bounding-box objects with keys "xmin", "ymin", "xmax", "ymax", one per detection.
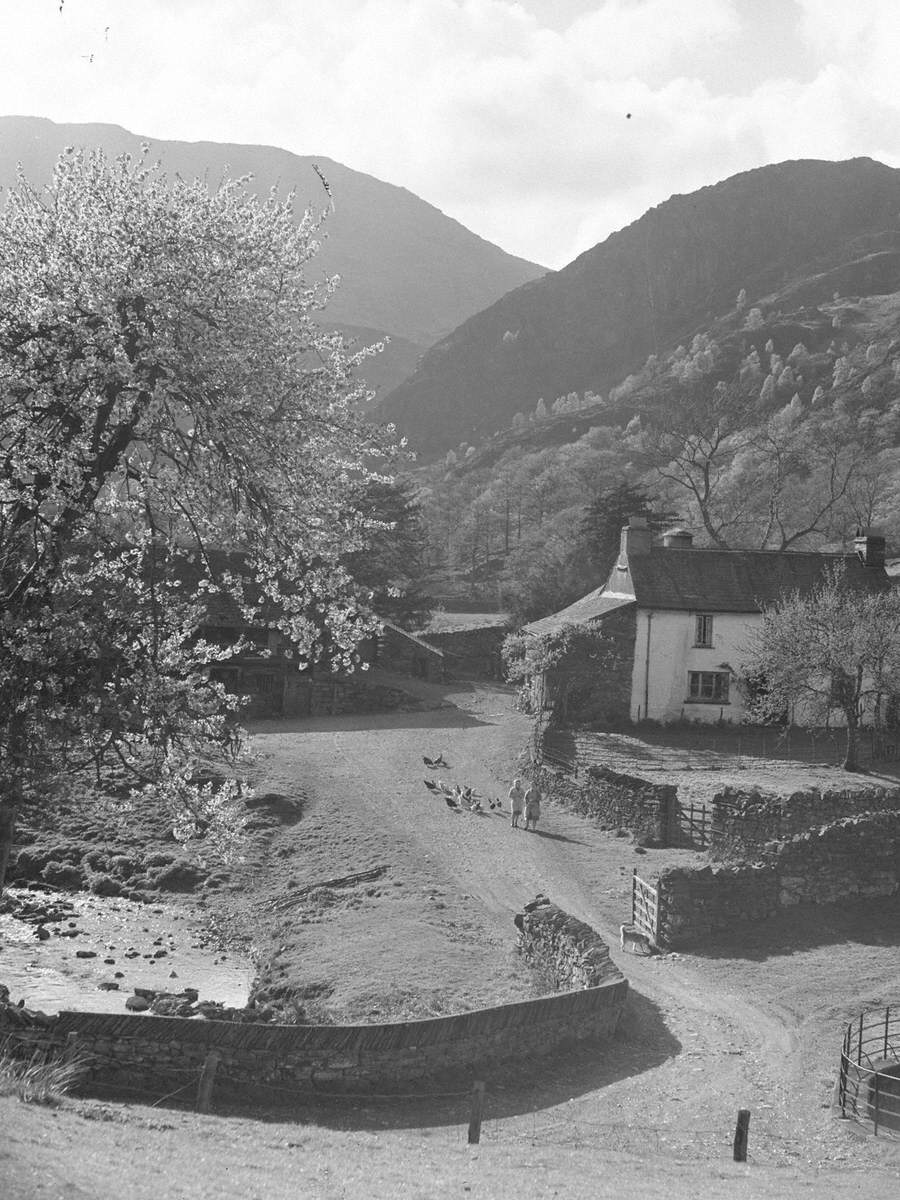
[{"xmin": 0, "ymin": 147, "xmax": 395, "ymax": 886}]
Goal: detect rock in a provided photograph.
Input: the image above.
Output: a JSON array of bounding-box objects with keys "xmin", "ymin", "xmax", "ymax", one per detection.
[
  {"xmin": 133, "ymin": 987, "xmax": 158, "ymax": 999},
  {"xmin": 169, "ymin": 970, "xmax": 178, "ymax": 978},
  {"xmin": 75, "ymin": 950, "xmax": 97, "ymax": 959},
  {"xmin": 182, "ymin": 988, "xmax": 199, "ymax": 1003},
  {"xmin": 103, "ymin": 958, "xmax": 115, "ymax": 965},
  {"xmin": 98, "ymin": 981, "xmax": 119, "ymax": 991},
  {"xmin": 35, "ymin": 926, "xmax": 50, "ymax": 941},
  {"xmin": 125, "ymin": 994, "xmax": 150, "ymax": 1012},
  {"xmin": 153, "ymin": 949, "xmax": 168, "ymax": 958},
  {"xmin": 114, "ymin": 972, "xmax": 125, "ymax": 979}
]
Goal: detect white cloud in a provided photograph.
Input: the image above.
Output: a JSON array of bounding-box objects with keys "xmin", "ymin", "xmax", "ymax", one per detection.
[{"xmin": 0, "ymin": 0, "xmax": 898, "ymax": 268}]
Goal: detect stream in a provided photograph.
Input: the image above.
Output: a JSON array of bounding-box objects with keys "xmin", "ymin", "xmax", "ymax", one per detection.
[{"xmin": 0, "ymin": 887, "xmax": 253, "ymax": 1015}]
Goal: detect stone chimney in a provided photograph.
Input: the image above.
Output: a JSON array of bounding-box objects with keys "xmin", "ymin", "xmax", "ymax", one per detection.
[
  {"xmin": 618, "ymin": 515, "xmax": 652, "ymax": 563},
  {"xmin": 662, "ymin": 527, "xmax": 694, "ymax": 549},
  {"xmin": 854, "ymin": 528, "xmax": 886, "ymax": 569}
]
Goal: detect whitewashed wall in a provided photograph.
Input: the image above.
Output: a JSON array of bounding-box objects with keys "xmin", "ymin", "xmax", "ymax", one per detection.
[{"xmin": 628, "ymin": 609, "xmax": 758, "ymax": 723}]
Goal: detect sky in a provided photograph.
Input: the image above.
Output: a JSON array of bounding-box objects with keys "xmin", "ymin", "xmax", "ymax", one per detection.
[{"xmin": 1, "ymin": 0, "xmax": 899, "ymax": 269}]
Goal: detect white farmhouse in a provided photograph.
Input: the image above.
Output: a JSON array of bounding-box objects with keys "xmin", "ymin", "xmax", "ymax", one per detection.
[{"xmin": 524, "ymin": 516, "xmax": 889, "ymax": 725}]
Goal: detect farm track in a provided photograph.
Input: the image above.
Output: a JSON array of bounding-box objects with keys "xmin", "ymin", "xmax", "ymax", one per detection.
[{"xmin": 235, "ymin": 680, "xmax": 900, "ymax": 1185}]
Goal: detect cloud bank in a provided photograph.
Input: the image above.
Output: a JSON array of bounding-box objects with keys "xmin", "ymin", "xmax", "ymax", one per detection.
[{"xmin": 1, "ymin": 0, "xmax": 898, "ymax": 267}]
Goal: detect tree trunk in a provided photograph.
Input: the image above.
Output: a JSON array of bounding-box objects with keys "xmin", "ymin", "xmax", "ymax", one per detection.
[
  {"xmin": 0, "ymin": 714, "xmax": 26, "ymax": 893},
  {"xmin": 0, "ymin": 797, "xmax": 16, "ymax": 893},
  {"xmin": 842, "ymin": 710, "xmax": 862, "ymax": 772}
]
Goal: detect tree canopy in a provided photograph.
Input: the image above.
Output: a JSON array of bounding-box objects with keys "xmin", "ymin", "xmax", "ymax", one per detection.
[
  {"xmin": 743, "ymin": 566, "xmax": 900, "ymax": 771},
  {"xmin": 0, "ymin": 146, "xmax": 395, "ymax": 884}
]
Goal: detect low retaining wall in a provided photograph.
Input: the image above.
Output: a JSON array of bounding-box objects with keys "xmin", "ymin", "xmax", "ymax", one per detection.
[
  {"xmin": 536, "ymin": 763, "xmax": 674, "ymax": 845},
  {"xmin": 654, "ymin": 809, "xmax": 900, "ymax": 947},
  {"xmin": 2, "ymin": 901, "xmax": 627, "ymax": 1099},
  {"xmin": 710, "ymin": 783, "xmax": 900, "ymax": 858},
  {"xmin": 518, "ymin": 902, "xmax": 622, "ymax": 990}
]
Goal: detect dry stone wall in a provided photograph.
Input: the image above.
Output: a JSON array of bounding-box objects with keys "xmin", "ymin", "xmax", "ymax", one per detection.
[
  {"xmin": 654, "ymin": 809, "xmax": 900, "ymax": 947},
  {"xmin": 711, "ymin": 782, "xmax": 900, "ymax": 858},
  {"xmin": 1, "ymin": 981, "xmax": 627, "ymax": 1099},
  {"xmin": 518, "ymin": 902, "xmax": 622, "ymax": 990},
  {"xmin": 536, "ymin": 762, "xmax": 674, "ymax": 845}
]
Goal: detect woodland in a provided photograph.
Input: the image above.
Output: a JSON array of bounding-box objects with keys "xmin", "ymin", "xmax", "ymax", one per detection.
[{"xmin": 408, "ymin": 291, "xmax": 900, "ymax": 625}]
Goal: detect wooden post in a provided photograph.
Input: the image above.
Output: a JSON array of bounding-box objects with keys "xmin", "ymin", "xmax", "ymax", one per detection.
[
  {"xmin": 63, "ymin": 1031, "xmax": 80, "ymax": 1061},
  {"xmin": 196, "ymin": 1051, "xmax": 221, "ymax": 1114},
  {"xmin": 732, "ymin": 1109, "xmax": 750, "ymax": 1162},
  {"xmin": 467, "ymin": 1080, "xmax": 485, "ymax": 1145}
]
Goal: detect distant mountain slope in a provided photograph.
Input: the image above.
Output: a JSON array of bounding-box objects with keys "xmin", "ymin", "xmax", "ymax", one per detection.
[
  {"xmin": 0, "ymin": 116, "xmax": 546, "ymax": 395},
  {"xmin": 380, "ymin": 157, "xmax": 900, "ymax": 452}
]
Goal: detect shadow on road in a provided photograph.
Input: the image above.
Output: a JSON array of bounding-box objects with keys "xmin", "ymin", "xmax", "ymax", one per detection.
[
  {"xmin": 680, "ymin": 893, "xmax": 900, "ymax": 962},
  {"xmin": 527, "ymin": 828, "xmax": 588, "ymax": 847}
]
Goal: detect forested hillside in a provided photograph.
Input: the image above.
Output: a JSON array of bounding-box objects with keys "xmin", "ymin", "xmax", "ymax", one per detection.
[
  {"xmin": 382, "ymin": 157, "xmax": 900, "ymax": 454},
  {"xmin": 414, "ymin": 277, "xmax": 900, "ymax": 625}
]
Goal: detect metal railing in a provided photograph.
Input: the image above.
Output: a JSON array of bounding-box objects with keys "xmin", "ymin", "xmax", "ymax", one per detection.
[{"xmin": 838, "ymin": 1006, "xmax": 900, "ymax": 1136}]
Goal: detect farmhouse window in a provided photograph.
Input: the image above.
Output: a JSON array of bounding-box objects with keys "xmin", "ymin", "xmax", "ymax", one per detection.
[
  {"xmin": 694, "ymin": 613, "xmax": 714, "ymax": 647},
  {"xmin": 687, "ymin": 670, "xmax": 729, "ymax": 703}
]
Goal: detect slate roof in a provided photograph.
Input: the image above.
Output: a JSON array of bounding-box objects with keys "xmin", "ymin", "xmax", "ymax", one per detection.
[
  {"xmin": 525, "ymin": 547, "xmax": 889, "ymax": 637},
  {"xmin": 625, "ymin": 548, "xmax": 888, "ymax": 612},
  {"xmin": 524, "ymin": 592, "xmax": 636, "ymax": 637}
]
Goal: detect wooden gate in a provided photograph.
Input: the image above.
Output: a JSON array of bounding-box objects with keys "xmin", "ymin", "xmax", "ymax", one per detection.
[
  {"xmin": 631, "ymin": 869, "xmax": 659, "ymax": 945},
  {"xmin": 676, "ymin": 801, "xmax": 711, "ymax": 848}
]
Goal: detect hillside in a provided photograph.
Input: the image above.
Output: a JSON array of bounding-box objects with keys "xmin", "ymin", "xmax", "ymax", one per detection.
[
  {"xmin": 380, "ymin": 157, "xmax": 900, "ymax": 452},
  {"xmin": 0, "ymin": 116, "xmax": 546, "ymax": 396}
]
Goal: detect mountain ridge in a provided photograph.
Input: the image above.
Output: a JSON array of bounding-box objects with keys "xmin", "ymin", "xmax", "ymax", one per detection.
[
  {"xmin": 0, "ymin": 115, "xmax": 546, "ymax": 395},
  {"xmin": 379, "ymin": 156, "xmax": 900, "ymax": 452}
]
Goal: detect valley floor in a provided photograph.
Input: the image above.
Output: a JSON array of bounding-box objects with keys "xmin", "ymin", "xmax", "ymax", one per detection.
[{"xmin": 6, "ymin": 679, "xmax": 900, "ymax": 1197}]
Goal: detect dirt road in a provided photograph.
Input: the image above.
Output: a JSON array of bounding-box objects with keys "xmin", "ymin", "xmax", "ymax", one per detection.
[{"xmin": 228, "ymin": 677, "xmax": 900, "ymax": 1188}]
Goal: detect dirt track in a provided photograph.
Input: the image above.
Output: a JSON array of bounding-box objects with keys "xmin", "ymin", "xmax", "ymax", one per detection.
[{"xmin": 229, "ymin": 679, "xmax": 900, "ymax": 1187}]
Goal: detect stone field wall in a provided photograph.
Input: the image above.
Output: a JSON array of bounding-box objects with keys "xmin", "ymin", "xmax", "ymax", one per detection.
[
  {"xmin": 536, "ymin": 762, "xmax": 674, "ymax": 845},
  {"xmin": 518, "ymin": 903, "xmax": 623, "ymax": 991},
  {"xmin": 654, "ymin": 809, "xmax": 900, "ymax": 947},
  {"xmin": 710, "ymin": 782, "xmax": 900, "ymax": 859}
]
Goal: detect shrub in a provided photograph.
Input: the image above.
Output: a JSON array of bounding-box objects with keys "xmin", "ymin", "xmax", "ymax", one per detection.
[
  {"xmin": 88, "ymin": 874, "xmax": 122, "ymax": 897},
  {"xmin": 40, "ymin": 862, "xmax": 84, "ymax": 889},
  {"xmin": 108, "ymin": 854, "xmax": 137, "ymax": 878},
  {"xmin": 147, "ymin": 859, "xmax": 204, "ymax": 892},
  {"xmin": 0, "ymin": 1048, "xmax": 86, "ymax": 1105}
]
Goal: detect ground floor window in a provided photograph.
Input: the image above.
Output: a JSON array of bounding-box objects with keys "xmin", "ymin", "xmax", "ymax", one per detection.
[{"xmin": 687, "ymin": 670, "xmax": 730, "ymax": 703}]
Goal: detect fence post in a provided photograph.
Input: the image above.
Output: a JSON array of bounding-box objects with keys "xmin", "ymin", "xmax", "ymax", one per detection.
[
  {"xmin": 885, "ymin": 1006, "xmax": 891, "ymax": 1060},
  {"xmin": 467, "ymin": 1080, "xmax": 485, "ymax": 1145},
  {"xmin": 732, "ymin": 1109, "xmax": 750, "ymax": 1162},
  {"xmin": 196, "ymin": 1051, "xmax": 221, "ymax": 1114},
  {"xmin": 873, "ymin": 1072, "xmax": 881, "ymax": 1137}
]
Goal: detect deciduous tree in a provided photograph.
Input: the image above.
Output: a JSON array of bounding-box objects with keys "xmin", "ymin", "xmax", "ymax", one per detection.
[
  {"xmin": 0, "ymin": 147, "xmax": 394, "ymax": 886},
  {"xmin": 743, "ymin": 567, "xmax": 900, "ymax": 771}
]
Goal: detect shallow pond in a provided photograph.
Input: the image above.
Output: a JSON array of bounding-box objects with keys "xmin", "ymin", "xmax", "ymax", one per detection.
[{"xmin": 0, "ymin": 888, "xmax": 253, "ymax": 1015}]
